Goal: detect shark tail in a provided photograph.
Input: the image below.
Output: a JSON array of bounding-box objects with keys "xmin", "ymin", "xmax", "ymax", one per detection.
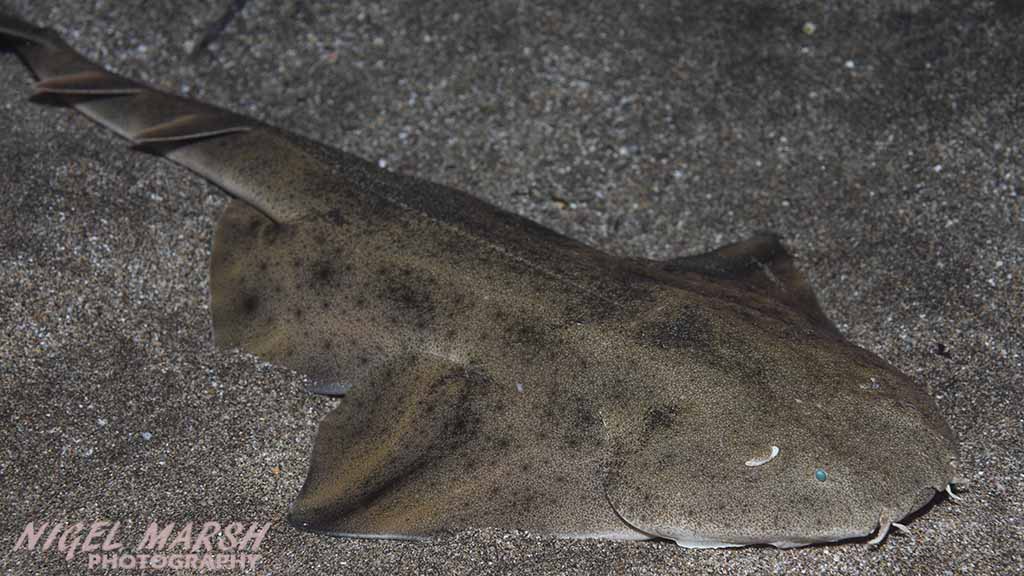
[
  {"xmin": 0, "ymin": 12, "xmax": 254, "ymax": 145},
  {"xmin": 0, "ymin": 11, "xmax": 337, "ymax": 223}
]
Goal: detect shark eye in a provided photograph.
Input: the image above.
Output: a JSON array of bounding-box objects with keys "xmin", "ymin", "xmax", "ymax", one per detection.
[{"xmin": 814, "ymin": 468, "xmax": 828, "ymax": 482}]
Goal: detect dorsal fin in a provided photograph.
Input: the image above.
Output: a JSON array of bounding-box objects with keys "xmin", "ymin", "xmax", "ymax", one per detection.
[
  {"xmin": 131, "ymin": 113, "xmax": 253, "ymax": 143},
  {"xmin": 34, "ymin": 71, "xmax": 141, "ymax": 95},
  {"xmin": 661, "ymin": 233, "xmax": 840, "ymax": 335}
]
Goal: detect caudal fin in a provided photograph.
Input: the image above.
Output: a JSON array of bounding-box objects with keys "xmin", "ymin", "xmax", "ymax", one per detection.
[
  {"xmin": 0, "ymin": 12, "xmax": 57, "ymax": 46},
  {"xmin": 1, "ymin": 12, "xmax": 338, "ymax": 223},
  {"xmin": 0, "ymin": 12, "xmax": 253, "ymax": 144}
]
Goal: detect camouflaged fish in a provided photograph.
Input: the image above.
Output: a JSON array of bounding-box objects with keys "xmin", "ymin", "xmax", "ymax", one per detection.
[{"xmin": 0, "ymin": 13, "xmax": 960, "ymax": 548}]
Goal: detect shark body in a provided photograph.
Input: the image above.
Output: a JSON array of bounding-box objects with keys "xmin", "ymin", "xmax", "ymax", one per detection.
[{"xmin": 0, "ymin": 13, "xmax": 958, "ymax": 547}]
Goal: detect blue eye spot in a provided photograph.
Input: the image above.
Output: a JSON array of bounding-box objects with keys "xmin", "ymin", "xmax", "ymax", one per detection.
[{"xmin": 814, "ymin": 468, "xmax": 828, "ymax": 482}]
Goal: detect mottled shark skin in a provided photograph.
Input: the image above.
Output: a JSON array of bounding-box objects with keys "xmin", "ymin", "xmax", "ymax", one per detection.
[{"xmin": 0, "ymin": 13, "xmax": 959, "ymax": 548}]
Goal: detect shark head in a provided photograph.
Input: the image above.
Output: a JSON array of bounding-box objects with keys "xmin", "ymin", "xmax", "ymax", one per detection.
[{"xmin": 601, "ymin": 325, "xmax": 958, "ymax": 548}]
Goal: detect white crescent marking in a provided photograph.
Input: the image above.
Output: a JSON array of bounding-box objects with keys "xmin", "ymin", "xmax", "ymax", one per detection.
[{"xmin": 745, "ymin": 445, "xmax": 780, "ymax": 467}]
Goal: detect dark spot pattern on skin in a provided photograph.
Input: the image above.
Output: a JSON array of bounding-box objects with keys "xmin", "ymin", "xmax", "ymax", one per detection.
[
  {"xmin": 644, "ymin": 405, "xmax": 679, "ymax": 431},
  {"xmin": 561, "ymin": 292, "xmax": 627, "ymax": 326},
  {"xmin": 450, "ymin": 292, "xmax": 467, "ymax": 308},
  {"xmin": 377, "ymin": 267, "xmax": 436, "ymax": 328},
  {"xmin": 241, "ymin": 293, "xmax": 260, "ymax": 314},
  {"xmin": 560, "ymin": 395, "xmax": 600, "ymax": 449},
  {"xmin": 326, "ymin": 208, "xmax": 346, "ymax": 226},
  {"xmin": 312, "ymin": 261, "xmax": 336, "ymax": 286},
  {"xmin": 504, "ymin": 319, "xmax": 559, "ymax": 355},
  {"xmin": 643, "ymin": 306, "xmax": 712, "ymax": 350},
  {"xmin": 259, "ymin": 221, "xmax": 282, "ymax": 245},
  {"xmin": 432, "ymin": 367, "xmax": 495, "ymax": 445}
]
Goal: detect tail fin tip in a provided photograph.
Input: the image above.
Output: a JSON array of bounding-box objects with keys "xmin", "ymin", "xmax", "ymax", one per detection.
[{"xmin": 0, "ymin": 12, "xmax": 60, "ymax": 48}]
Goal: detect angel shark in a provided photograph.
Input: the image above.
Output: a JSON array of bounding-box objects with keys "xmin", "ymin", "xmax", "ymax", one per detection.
[{"xmin": 0, "ymin": 13, "xmax": 959, "ymax": 548}]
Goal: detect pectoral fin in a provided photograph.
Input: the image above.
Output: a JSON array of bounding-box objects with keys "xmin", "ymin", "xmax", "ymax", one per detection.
[{"xmin": 288, "ymin": 355, "xmax": 495, "ymax": 539}]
